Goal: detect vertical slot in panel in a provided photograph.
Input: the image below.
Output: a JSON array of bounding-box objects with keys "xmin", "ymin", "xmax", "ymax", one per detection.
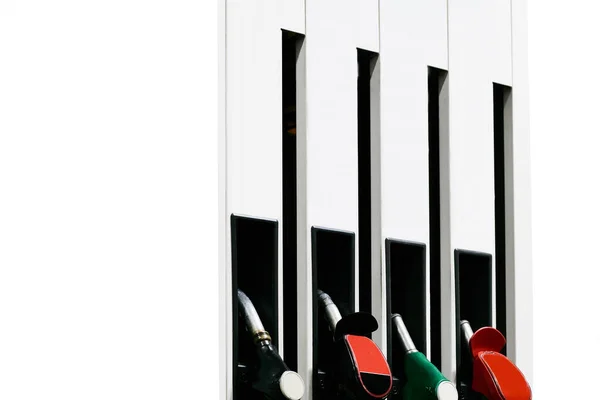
[
  {"xmin": 428, "ymin": 66, "xmax": 448, "ymax": 370},
  {"xmin": 312, "ymin": 227, "xmax": 355, "ymax": 397},
  {"xmin": 386, "ymin": 239, "xmax": 427, "ymax": 377},
  {"xmin": 357, "ymin": 49, "xmax": 379, "ymax": 316},
  {"xmin": 455, "ymin": 250, "xmax": 492, "ymax": 333},
  {"xmin": 282, "ymin": 29, "xmax": 305, "ymax": 372},
  {"xmin": 455, "ymin": 249, "xmax": 492, "ymax": 398},
  {"xmin": 494, "ymin": 83, "xmax": 512, "ymax": 349},
  {"xmin": 231, "ymin": 215, "xmax": 279, "ymax": 399}
]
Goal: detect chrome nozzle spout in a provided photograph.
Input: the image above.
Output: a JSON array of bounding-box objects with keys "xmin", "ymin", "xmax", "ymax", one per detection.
[
  {"xmin": 391, "ymin": 314, "xmax": 417, "ymax": 354},
  {"xmin": 237, "ymin": 289, "xmax": 271, "ymax": 344},
  {"xmin": 316, "ymin": 289, "xmax": 342, "ymax": 333},
  {"xmin": 460, "ymin": 320, "xmax": 474, "ymax": 346}
]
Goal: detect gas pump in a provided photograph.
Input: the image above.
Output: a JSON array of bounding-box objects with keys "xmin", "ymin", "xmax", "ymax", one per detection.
[
  {"xmin": 391, "ymin": 314, "xmax": 458, "ymax": 400},
  {"xmin": 316, "ymin": 289, "xmax": 393, "ymax": 399},
  {"xmin": 460, "ymin": 320, "xmax": 531, "ymax": 400},
  {"xmin": 237, "ymin": 289, "xmax": 305, "ymax": 400}
]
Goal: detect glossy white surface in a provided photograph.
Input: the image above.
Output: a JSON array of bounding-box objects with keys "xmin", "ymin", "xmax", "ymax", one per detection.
[
  {"xmin": 437, "ymin": 380, "xmax": 459, "ymax": 400},
  {"xmin": 280, "ymin": 371, "xmax": 306, "ymax": 400}
]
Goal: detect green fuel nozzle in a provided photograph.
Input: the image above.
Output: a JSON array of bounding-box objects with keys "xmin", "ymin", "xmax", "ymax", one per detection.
[{"xmin": 391, "ymin": 314, "xmax": 458, "ymax": 400}]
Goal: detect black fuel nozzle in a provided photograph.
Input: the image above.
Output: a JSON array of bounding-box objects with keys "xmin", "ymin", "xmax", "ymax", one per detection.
[
  {"xmin": 237, "ymin": 289, "xmax": 305, "ymax": 400},
  {"xmin": 316, "ymin": 289, "xmax": 392, "ymax": 399}
]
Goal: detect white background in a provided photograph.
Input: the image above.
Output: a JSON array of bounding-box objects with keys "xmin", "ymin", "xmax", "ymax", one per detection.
[
  {"xmin": 0, "ymin": 0, "xmax": 598, "ymax": 398},
  {"xmin": 0, "ymin": 0, "xmax": 219, "ymax": 399},
  {"xmin": 530, "ymin": 0, "xmax": 600, "ymax": 397}
]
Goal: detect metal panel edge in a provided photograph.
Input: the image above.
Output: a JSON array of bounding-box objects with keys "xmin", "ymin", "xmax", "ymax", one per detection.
[
  {"xmin": 507, "ymin": 0, "xmax": 533, "ymax": 385},
  {"xmin": 219, "ymin": 0, "xmax": 230, "ymax": 398}
]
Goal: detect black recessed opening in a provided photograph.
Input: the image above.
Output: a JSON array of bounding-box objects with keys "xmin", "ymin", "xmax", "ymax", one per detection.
[
  {"xmin": 455, "ymin": 249, "xmax": 493, "ymax": 397},
  {"xmin": 312, "ymin": 227, "xmax": 355, "ymax": 397},
  {"xmin": 386, "ymin": 239, "xmax": 427, "ymax": 379},
  {"xmin": 428, "ymin": 66, "xmax": 448, "ymax": 371},
  {"xmin": 357, "ymin": 48, "xmax": 379, "ymax": 317},
  {"xmin": 494, "ymin": 83, "xmax": 511, "ymax": 349},
  {"xmin": 282, "ymin": 29, "xmax": 304, "ymax": 372},
  {"xmin": 231, "ymin": 215, "xmax": 278, "ymax": 399}
]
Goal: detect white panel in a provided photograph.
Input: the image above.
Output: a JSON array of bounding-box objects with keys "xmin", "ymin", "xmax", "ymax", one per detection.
[
  {"xmin": 491, "ymin": 0, "xmax": 513, "ymax": 86},
  {"xmin": 227, "ymin": 0, "xmax": 282, "ymax": 220},
  {"xmin": 298, "ymin": 1, "xmax": 360, "ymax": 398},
  {"xmin": 377, "ymin": 0, "xmax": 448, "ymax": 357},
  {"xmin": 356, "ymin": 0, "xmax": 379, "ymax": 52},
  {"xmin": 225, "ymin": 1, "xmax": 284, "ymax": 398},
  {"xmin": 279, "ymin": 0, "xmax": 305, "ymax": 34},
  {"xmin": 445, "ymin": 0, "xmax": 513, "ymax": 381},
  {"xmin": 304, "ymin": 3, "xmax": 357, "ymax": 237}
]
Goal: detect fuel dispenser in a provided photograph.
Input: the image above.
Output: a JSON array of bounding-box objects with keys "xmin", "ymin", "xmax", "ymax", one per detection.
[
  {"xmin": 390, "ymin": 314, "xmax": 458, "ymax": 400},
  {"xmin": 459, "ymin": 320, "xmax": 531, "ymax": 400},
  {"xmin": 237, "ymin": 289, "xmax": 305, "ymax": 400},
  {"xmin": 316, "ymin": 289, "xmax": 393, "ymax": 399}
]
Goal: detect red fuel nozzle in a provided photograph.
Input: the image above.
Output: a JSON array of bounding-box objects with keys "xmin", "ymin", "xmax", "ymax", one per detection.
[
  {"xmin": 461, "ymin": 321, "xmax": 531, "ymax": 400},
  {"xmin": 340, "ymin": 334, "xmax": 393, "ymax": 399},
  {"xmin": 317, "ymin": 290, "xmax": 392, "ymax": 399}
]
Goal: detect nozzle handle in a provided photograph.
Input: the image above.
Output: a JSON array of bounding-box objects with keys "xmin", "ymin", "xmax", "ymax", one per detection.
[{"xmin": 254, "ymin": 341, "xmax": 305, "ymax": 400}]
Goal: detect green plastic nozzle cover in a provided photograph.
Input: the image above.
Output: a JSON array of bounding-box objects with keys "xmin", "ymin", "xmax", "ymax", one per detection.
[
  {"xmin": 403, "ymin": 351, "xmax": 456, "ymax": 400},
  {"xmin": 392, "ymin": 314, "xmax": 457, "ymax": 400}
]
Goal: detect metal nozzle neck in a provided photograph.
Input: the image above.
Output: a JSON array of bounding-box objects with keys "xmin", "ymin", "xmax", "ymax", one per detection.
[{"xmin": 391, "ymin": 314, "xmax": 417, "ymax": 354}]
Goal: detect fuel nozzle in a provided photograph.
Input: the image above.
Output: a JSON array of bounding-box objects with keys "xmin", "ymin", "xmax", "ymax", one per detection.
[
  {"xmin": 460, "ymin": 320, "xmax": 531, "ymax": 400},
  {"xmin": 237, "ymin": 289, "xmax": 305, "ymax": 400},
  {"xmin": 391, "ymin": 314, "xmax": 458, "ymax": 400},
  {"xmin": 316, "ymin": 290, "xmax": 392, "ymax": 399}
]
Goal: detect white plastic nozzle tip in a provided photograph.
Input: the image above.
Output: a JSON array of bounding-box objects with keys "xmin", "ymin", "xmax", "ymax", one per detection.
[
  {"xmin": 279, "ymin": 371, "xmax": 305, "ymax": 400},
  {"xmin": 436, "ymin": 381, "xmax": 459, "ymax": 400}
]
